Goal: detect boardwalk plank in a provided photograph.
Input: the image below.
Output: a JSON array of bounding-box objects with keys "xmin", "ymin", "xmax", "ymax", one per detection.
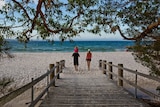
[{"xmin": 39, "ymin": 68, "xmax": 150, "ymax": 107}]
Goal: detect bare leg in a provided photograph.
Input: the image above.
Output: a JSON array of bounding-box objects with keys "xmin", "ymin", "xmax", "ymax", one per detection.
[
  {"xmin": 88, "ymin": 61, "xmax": 90, "ymax": 71},
  {"xmin": 75, "ymin": 65, "xmax": 78, "ymax": 71},
  {"xmin": 74, "ymin": 65, "xmax": 77, "ymax": 71},
  {"xmin": 87, "ymin": 61, "xmax": 91, "ymax": 71},
  {"xmin": 76, "ymin": 65, "xmax": 78, "ymax": 71}
]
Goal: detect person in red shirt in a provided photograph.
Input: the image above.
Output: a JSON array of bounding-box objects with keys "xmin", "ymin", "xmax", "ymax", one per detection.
[
  {"xmin": 86, "ymin": 49, "xmax": 92, "ymax": 71},
  {"xmin": 74, "ymin": 46, "xmax": 79, "ymax": 53}
]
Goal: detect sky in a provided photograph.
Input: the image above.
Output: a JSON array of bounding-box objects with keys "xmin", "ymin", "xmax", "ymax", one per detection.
[
  {"xmin": 0, "ymin": 0, "xmax": 124, "ymax": 41},
  {"xmin": 68, "ymin": 32, "xmax": 123, "ymax": 41},
  {"xmin": 0, "ymin": 0, "xmax": 5, "ymax": 9}
]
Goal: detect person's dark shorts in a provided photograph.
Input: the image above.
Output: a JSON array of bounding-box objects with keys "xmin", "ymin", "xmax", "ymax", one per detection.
[
  {"xmin": 74, "ymin": 59, "xmax": 79, "ymax": 65},
  {"xmin": 86, "ymin": 59, "xmax": 91, "ymax": 61}
]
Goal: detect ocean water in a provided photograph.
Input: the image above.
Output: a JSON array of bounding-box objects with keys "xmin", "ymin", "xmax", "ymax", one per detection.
[{"xmin": 7, "ymin": 40, "xmax": 134, "ymax": 52}]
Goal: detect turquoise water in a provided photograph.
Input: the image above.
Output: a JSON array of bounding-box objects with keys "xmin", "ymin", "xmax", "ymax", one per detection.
[{"xmin": 8, "ymin": 40, "xmax": 134, "ymax": 52}]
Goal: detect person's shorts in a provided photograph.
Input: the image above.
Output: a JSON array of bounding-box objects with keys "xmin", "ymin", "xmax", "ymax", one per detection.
[
  {"xmin": 86, "ymin": 59, "xmax": 91, "ymax": 61},
  {"xmin": 74, "ymin": 59, "xmax": 79, "ymax": 65}
]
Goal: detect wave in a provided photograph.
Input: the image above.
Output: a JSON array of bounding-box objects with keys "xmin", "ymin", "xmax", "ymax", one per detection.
[{"xmin": 7, "ymin": 40, "xmax": 134, "ymax": 52}]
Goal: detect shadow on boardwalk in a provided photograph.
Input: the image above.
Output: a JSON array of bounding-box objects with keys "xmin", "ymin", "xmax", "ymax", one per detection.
[{"xmin": 39, "ymin": 67, "xmax": 150, "ymax": 107}]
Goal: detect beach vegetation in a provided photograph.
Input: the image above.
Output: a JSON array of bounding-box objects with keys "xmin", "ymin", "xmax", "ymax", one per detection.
[
  {"xmin": 0, "ymin": 0, "xmax": 159, "ymax": 75},
  {"xmin": 0, "ymin": 36, "xmax": 13, "ymax": 58},
  {"xmin": 0, "ymin": 77, "xmax": 15, "ymax": 95}
]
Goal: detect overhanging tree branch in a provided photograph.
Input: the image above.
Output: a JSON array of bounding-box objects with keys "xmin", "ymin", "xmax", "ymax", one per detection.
[
  {"xmin": 30, "ymin": 0, "xmax": 43, "ymax": 33},
  {"xmin": 39, "ymin": 8, "xmax": 83, "ymax": 34},
  {"xmin": 117, "ymin": 17, "xmax": 160, "ymax": 40},
  {"xmin": 12, "ymin": 0, "xmax": 31, "ymax": 20}
]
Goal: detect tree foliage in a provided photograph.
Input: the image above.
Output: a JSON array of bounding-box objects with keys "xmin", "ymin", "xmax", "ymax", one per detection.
[
  {"xmin": 0, "ymin": 0, "xmax": 160, "ymax": 75},
  {"xmin": 0, "ymin": 35, "xmax": 13, "ymax": 58},
  {"xmin": 109, "ymin": 0, "xmax": 160, "ymax": 76},
  {"xmin": 0, "ymin": 0, "xmax": 100, "ymax": 41}
]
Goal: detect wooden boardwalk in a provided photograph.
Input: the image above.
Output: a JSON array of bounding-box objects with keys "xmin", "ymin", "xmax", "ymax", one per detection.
[{"xmin": 39, "ymin": 67, "xmax": 150, "ymax": 107}]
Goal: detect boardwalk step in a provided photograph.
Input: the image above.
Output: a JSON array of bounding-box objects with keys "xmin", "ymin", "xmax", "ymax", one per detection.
[
  {"xmin": 39, "ymin": 104, "xmax": 143, "ymax": 107},
  {"xmin": 43, "ymin": 95, "xmax": 135, "ymax": 100},
  {"xmin": 48, "ymin": 91, "xmax": 130, "ymax": 96},
  {"xmin": 40, "ymin": 96, "xmax": 144, "ymax": 107},
  {"xmin": 39, "ymin": 69, "xmax": 150, "ymax": 107},
  {"xmin": 41, "ymin": 99, "xmax": 141, "ymax": 104}
]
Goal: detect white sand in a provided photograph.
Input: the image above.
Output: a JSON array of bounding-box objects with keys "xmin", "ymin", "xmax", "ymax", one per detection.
[
  {"xmin": 0, "ymin": 52, "xmax": 149, "ymax": 87},
  {"xmin": 0, "ymin": 52, "xmax": 155, "ymax": 107}
]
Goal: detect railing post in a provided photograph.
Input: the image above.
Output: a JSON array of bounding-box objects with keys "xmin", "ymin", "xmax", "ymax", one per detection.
[
  {"xmin": 99, "ymin": 60, "xmax": 102, "ymax": 69},
  {"xmin": 60, "ymin": 60, "xmax": 63, "ymax": 73},
  {"xmin": 56, "ymin": 62, "xmax": 60, "ymax": 79},
  {"xmin": 108, "ymin": 62, "xmax": 113, "ymax": 80},
  {"xmin": 47, "ymin": 70, "xmax": 49, "ymax": 97},
  {"xmin": 103, "ymin": 60, "xmax": 107, "ymax": 74},
  {"xmin": 25, "ymin": 78, "xmax": 34, "ymax": 105},
  {"xmin": 49, "ymin": 64, "xmax": 55, "ymax": 86},
  {"xmin": 135, "ymin": 70, "xmax": 137, "ymax": 98},
  {"xmin": 31, "ymin": 78, "xmax": 34, "ymax": 103},
  {"xmin": 118, "ymin": 64, "xmax": 123, "ymax": 86},
  {"xmin": 62, "ymin": 60, "xmax": 65, "ymax": 68}
]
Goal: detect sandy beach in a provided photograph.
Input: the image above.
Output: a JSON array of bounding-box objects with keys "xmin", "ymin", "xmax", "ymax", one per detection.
[
  {"xmin": 0, "ymin": 52, "xmax": 150, "ymax": 87},
  {"xmin": 0, "ymin": 52, "xmax": 157, "ymax": 107}
]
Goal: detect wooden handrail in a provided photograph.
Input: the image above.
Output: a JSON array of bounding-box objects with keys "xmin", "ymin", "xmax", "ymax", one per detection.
[
  {"xmin": 99, "ymin": 59, "xmax": 160, "ymax": 100},
  {"xmin": 29, "ymin": 70, "xmax": 59, "ymax": 107},
  {"xmin": 0, "ymin": 60, "xmax": 65, "ymax": 107},
  {"xmin": 0, "ymin": 70, "xmax": 50, "ymax": 106},
  {"xmin": 29, "ymin": 60, "xmax": 65, "ymax": 107},
  {"xmin": 105, "ymin": 61, "xmax": 160, "ymax": 82}
]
